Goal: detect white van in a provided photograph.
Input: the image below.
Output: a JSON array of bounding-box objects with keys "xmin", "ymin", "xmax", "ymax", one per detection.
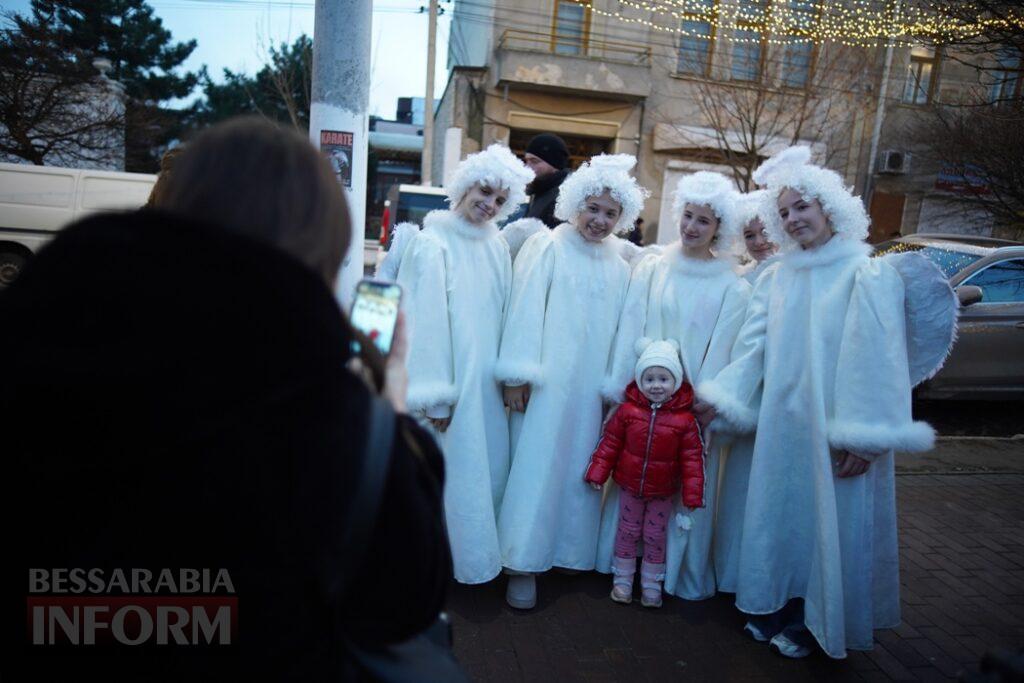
[{"xmin": 0, "ymin": 161, "xmax": 156, "ymax": 286}]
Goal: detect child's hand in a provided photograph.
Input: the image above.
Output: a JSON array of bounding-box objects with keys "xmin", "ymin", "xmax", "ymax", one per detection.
[
  {"xmin": 588, "ymin": 482, "xmax": 602, "ymax": 491},
  {"xmin": 692, "ymin": 400, "xmax": 716, "ymax": 430},
  {"xmin": 503, "ymin": 384, "xmax": 531, "ymax": 412}
]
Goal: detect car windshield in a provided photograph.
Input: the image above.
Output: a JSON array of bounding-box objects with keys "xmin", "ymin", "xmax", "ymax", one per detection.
[{"xmin": 874, "ymin": 242, "xmax": 983, "ymax": 278}]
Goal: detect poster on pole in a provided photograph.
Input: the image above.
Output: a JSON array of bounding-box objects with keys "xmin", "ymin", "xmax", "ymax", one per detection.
[{"xmin": 320, "ymin": 130, "xmax": 354, "ymax": 188}]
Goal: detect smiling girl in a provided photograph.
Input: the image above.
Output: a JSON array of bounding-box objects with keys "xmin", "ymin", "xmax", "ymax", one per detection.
[
  {"xmin": 396, "ymin": 144, "xmax": 533, "ymax": 585},
  {"xmin": 494, "ymin": 154, "xmax": 647, "ymax": 609},
  {"xmin": 698, "ymin": 147, "xmax": 940, "ymax": 659},
  {"xmin": 598, "ymin": 171, "xmax": 750, "ymax": 602}
]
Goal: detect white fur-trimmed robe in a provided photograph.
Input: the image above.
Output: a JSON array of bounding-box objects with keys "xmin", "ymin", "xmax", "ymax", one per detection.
[
  {"xmin": 698, "ymin": 236, "xmax": 935, "ymax": 658},
  {"xmin": 715, "ymin": 255, "xmax": 777, "ymax": 593},
  {"xmin": 596, "ymin": 245, "xmax": 751, "ymax": 600},
  {"xmin": 396, "ymin": 210, "xmax": 512, "ymax": 584},
  {"xmin": 495, "ymin": 224, "xmax": 629, "ymax": 572}
]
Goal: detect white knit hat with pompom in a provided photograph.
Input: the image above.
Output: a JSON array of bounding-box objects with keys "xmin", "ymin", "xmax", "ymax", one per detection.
[
  {"xmin": 671, "ymin": 171, "xmax": 742, "ymax": 257},
  {"xmin": 444, "ymin": 144, "xmax": 535, "ymax": 223},
  {"xmin": 554, "ymin": 154, "xmax": 650, "ymax": 235},
  {"xmin": 634, "ymin": 337, "xmax": 684, "ymax": 394},
  {"xmin": 752, "ymin": 145, "xmax": 870, "ymax": 251}
]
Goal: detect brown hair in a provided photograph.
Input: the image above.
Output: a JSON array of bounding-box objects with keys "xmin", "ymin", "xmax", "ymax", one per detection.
[
  {"xmin": 144, "ymin": 146, "xmax": 183, "ymax": 209},
  {"xmin": 153, "ymin": 117, "xmax": 350, "ymax": 286}
]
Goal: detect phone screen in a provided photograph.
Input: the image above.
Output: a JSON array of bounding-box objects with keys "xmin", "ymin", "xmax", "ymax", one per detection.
[{"xmin": 350, "ymin": 280, "xmax": 402, "ymax": 355}]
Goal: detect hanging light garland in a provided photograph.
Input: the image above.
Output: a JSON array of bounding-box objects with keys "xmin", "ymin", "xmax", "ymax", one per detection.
[{"xmin": 567, "ymin": 0, "xmax": 1024, "ymax": 48}]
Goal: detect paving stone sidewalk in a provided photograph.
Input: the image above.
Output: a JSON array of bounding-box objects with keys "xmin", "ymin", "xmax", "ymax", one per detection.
[{"xmin": 446, "ymin": 472, "xmax": 1024, "ymax": 682}]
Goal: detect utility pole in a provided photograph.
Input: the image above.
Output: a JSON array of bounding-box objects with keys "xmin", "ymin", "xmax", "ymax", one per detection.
[
  {"xmin": 310, "ymin": 0, "xmax": 371, "ymax": 307},
  {"xmin": 421, "ymin": 0, "xmax": 438, "ymax": 186},
  {"xmin": 864, "ymin": 0, "xmax": 900, "ymax": 205}
]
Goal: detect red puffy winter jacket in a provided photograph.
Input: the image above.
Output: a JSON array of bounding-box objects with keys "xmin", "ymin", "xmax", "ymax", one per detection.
[{"xmin": 585, "ymin": 381, "xmax": 705, "ymax": 507}]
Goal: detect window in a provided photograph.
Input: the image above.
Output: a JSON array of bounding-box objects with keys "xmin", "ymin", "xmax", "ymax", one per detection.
[
  {"xmin": 964, "ymin": 259, "xmax": 1024, "ymax": 303},
  {"xmin": 902, "ymin": 46, "xmax": 939, "ymax": 105},
  {"xmin": 552, "ymin": 1, "xmax": 590, "ymax": 56},
  {"xmin": 990, "ymin": 48, "xmax": 1023, "ymax": 106},
  {"xmin": 676, "ymin": 0, "xmax": 716, "ymax": 77},
  {"xmin": 781, "ymin": 42, "xmax": 813, "ymax": 87},
  {"xmin": 731, "ymin": 0, "xmax": 767, "ymax": 82},
  {"xmin": 779, "ymin": 0, "xmax": 817, "ymax": 88}
]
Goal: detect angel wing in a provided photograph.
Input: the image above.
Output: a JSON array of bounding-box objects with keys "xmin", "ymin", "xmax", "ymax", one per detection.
[
  {"xmin": 374, "ymin": 221, "xmax": 419, "ymax": 282},
  {"xmin": 499, "ymin": 217, "xmax": 547, "ymax": 262},
  {"xmin": 881, "ymin": 251, "xmax": 959, "ymax": 387}
]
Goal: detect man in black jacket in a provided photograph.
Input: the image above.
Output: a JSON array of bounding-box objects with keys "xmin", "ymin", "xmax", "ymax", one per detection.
[{"xmin": 523, "ymin": 133, "xmax": 570, "ymax": 229}]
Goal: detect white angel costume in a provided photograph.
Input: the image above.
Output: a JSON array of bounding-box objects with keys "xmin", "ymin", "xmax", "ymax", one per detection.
[
  {"xmin": 715, "ymin": 190, "xmax": 778, "ymax": 594},
  {"xmin": 496, "ymin": 154, "xmax": 645, "ymax": 573},
  {"xmin": 698, "ymin": 147, "xmax": 956, "ymax": 657},
  {"xmin": 396, "ymin": 144, "xmax": 533, "ymax": 584},
  {"xmin": 596, "ymin": 171, "xmax": 750, "ymax": 601}
]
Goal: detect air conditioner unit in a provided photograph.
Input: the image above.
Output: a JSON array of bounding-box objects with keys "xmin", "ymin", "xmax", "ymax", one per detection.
[{"xmin": 879, "ymin": 149, "xmax": 911, "ymax": 175}]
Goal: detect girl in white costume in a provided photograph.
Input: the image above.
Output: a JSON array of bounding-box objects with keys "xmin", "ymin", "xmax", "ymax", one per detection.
[
  {"xmin": 714, "ymin": 189, "xmax": 779, "ymax": 594},
  {"xmin": 496, "ymin": 154, "xmax": 647, "ymax": 609},
  {"xmin": 736, "ymin": 190, "xmax": 779, "ymax": 284},
  {"xmin": 396, "ymin": 144, "xmax": 533, "ymax": 585},
  {"xmin": 597, "ymin": 171, "xmax": 750, "ymax": 601},
  {"xmin": 698, "ymin": 147, "xmax": 943, "ymax": 658}
]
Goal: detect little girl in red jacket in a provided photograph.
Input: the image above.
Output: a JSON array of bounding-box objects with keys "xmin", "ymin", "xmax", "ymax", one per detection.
[{"xmin": 585, "ymin": 337, "xmax": 705, "ymax": 607}]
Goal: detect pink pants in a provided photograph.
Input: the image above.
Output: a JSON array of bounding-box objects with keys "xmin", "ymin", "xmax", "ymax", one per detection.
[{"xmin": 613, "ymin": 490, "xmax": 672, "ymax": 564}]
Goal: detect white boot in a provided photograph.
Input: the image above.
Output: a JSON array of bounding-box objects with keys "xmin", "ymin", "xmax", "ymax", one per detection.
[
  {"xmin": 610, "ymin": 556, "xmax": 635, "ymax": 604},
  {"xmin": 505, "ymin": 572, "xmax": 536, "ymax": 610},
  {"xmin": 640, "ymin": 561, "xmax": 665, "ymax": 608}
]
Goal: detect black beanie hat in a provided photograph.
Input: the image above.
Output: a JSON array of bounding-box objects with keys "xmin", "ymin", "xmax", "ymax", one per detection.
[{"xmin": 525, "ymin": 133, "xmax": 569, "ymax": 170}]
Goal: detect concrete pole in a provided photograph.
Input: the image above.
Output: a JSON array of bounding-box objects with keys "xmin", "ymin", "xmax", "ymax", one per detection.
[
  {"xmin": 421, "ymin": 0, "xmax": 438, "ymax": 186},
  {"xmin": 310, "ymin": 0, "xmax": 371, "ymax": 307}
]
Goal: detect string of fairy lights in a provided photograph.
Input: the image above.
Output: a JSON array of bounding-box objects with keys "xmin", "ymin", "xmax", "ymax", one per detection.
[{"xmin": 564, "ymin": 0, "xmax": 1024, "ymax": 48}]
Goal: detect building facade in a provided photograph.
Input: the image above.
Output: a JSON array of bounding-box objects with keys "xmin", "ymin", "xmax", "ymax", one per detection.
[{"xmin": 435, "ymin": 0, "xmax": 1019, "ymax": 242}]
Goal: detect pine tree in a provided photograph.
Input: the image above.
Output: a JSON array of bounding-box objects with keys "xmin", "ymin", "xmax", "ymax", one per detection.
[{"xmin": 30, "ymin": 0, "xmax": 198, "ymax": 171}]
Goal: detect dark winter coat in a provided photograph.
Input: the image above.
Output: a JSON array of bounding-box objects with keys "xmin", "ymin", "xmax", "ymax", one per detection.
[
  {"xmin": 0, "ymin": 210, "xmax": 451, "ymax": 681},
  {"xmin": 526, "ymin": 168, "xmax": 570, "ymax": 229},
  {"xmin": 585, "ymin": 382, "xmax": 705, "ymax": 506}
]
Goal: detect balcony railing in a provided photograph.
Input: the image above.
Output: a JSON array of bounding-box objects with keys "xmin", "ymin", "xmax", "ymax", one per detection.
[{"xmin": 497, "ymin": 28, "xmax": 651, "ymax": 66}]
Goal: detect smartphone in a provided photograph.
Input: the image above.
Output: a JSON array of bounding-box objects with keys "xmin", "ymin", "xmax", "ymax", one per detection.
[{"xmin": 350, "ymin": 279, "xmax": 403, "ymax": 356}]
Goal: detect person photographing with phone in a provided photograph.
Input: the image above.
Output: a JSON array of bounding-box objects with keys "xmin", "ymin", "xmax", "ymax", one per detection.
[{"xmin": 1, "ymin": 117, "xmax": 456, "ymax": 681}]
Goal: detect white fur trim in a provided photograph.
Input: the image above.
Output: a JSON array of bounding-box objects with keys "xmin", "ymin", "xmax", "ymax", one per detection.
[
  {"xmin": 671, "ymin": 171, "xmax": 743, "ymax": 255},
  {"xmin": 696, "ymin": 380, "xmax": 758, "ymax": 434},
  {"xmin": 828, "ymin": 420, "xmax": 936, "ymax": 454},
  {"xmin": 779, "ymin": 237, "xmax": 872, "ymax": 270},
  {"xmin": 494, "ymin": 359, "xmax": 544, "ymax": 388},
  {"xmin": 754, "ymin": 146, "xmax": 870, "ymax": 253},
  {"xmin": 444, "ymin": 144, "xmax": 534, "ymax": 223},
  {"xmin": 601, "ymin": 376, "xmax": 626, "ymax": 404},
  {"xmin": 500, "ymin": 217, "xmax": 547, "ymax": 261},
  {"xmin": 423, "ymin": 209, "xmax": 498, "ymax": 240},
  {"xmin": 666, "ymin": 246, "xmax": 739, "ymax": 276},
  {"xmin": 554, "ymin": 154, "xmax": 650, "ymax": 235},
  {"xmin": 406, "ymin": 381, "xmax": 459, "ymax": 413}
]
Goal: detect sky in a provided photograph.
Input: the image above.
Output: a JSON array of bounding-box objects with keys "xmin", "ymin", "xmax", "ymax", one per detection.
[{"xmin": 1, "ymin": 0, "xmax": 453, "ymax": 119}]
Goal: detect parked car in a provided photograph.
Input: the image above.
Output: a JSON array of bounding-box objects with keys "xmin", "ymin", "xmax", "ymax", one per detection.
[
  {"xmin": 874, "ymin": 233, "xmax": 1024, "ymax": 400},
  {"xmin": 0, "ymin": 162, "xmax": 156, "ymax": 288}
]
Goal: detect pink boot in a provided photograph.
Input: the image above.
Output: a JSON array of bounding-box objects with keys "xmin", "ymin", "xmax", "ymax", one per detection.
[
  {"xmin": 640, "ymin": 561, "xmax": 665, "ymax": 608},
  {"xmin": 610, "ymin": 556, "xmax": 635, "ymax": 604}
]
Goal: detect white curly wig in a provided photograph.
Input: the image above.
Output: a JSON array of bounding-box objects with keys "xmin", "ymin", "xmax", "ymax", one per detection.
[
  {"xmin": 444, "ymin": 143, "xmax": 534, "ymax": 223},
  {"xmin": 671, "ymin": 171, "xmax": 742, "ymax": 256},
  {"xmin": 553, "ymin": 154, "xmax": 649, "ymax": 235},
  {"xmin": 752, "ymin": 146, "xmax": 870, "ymax": 251}
]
